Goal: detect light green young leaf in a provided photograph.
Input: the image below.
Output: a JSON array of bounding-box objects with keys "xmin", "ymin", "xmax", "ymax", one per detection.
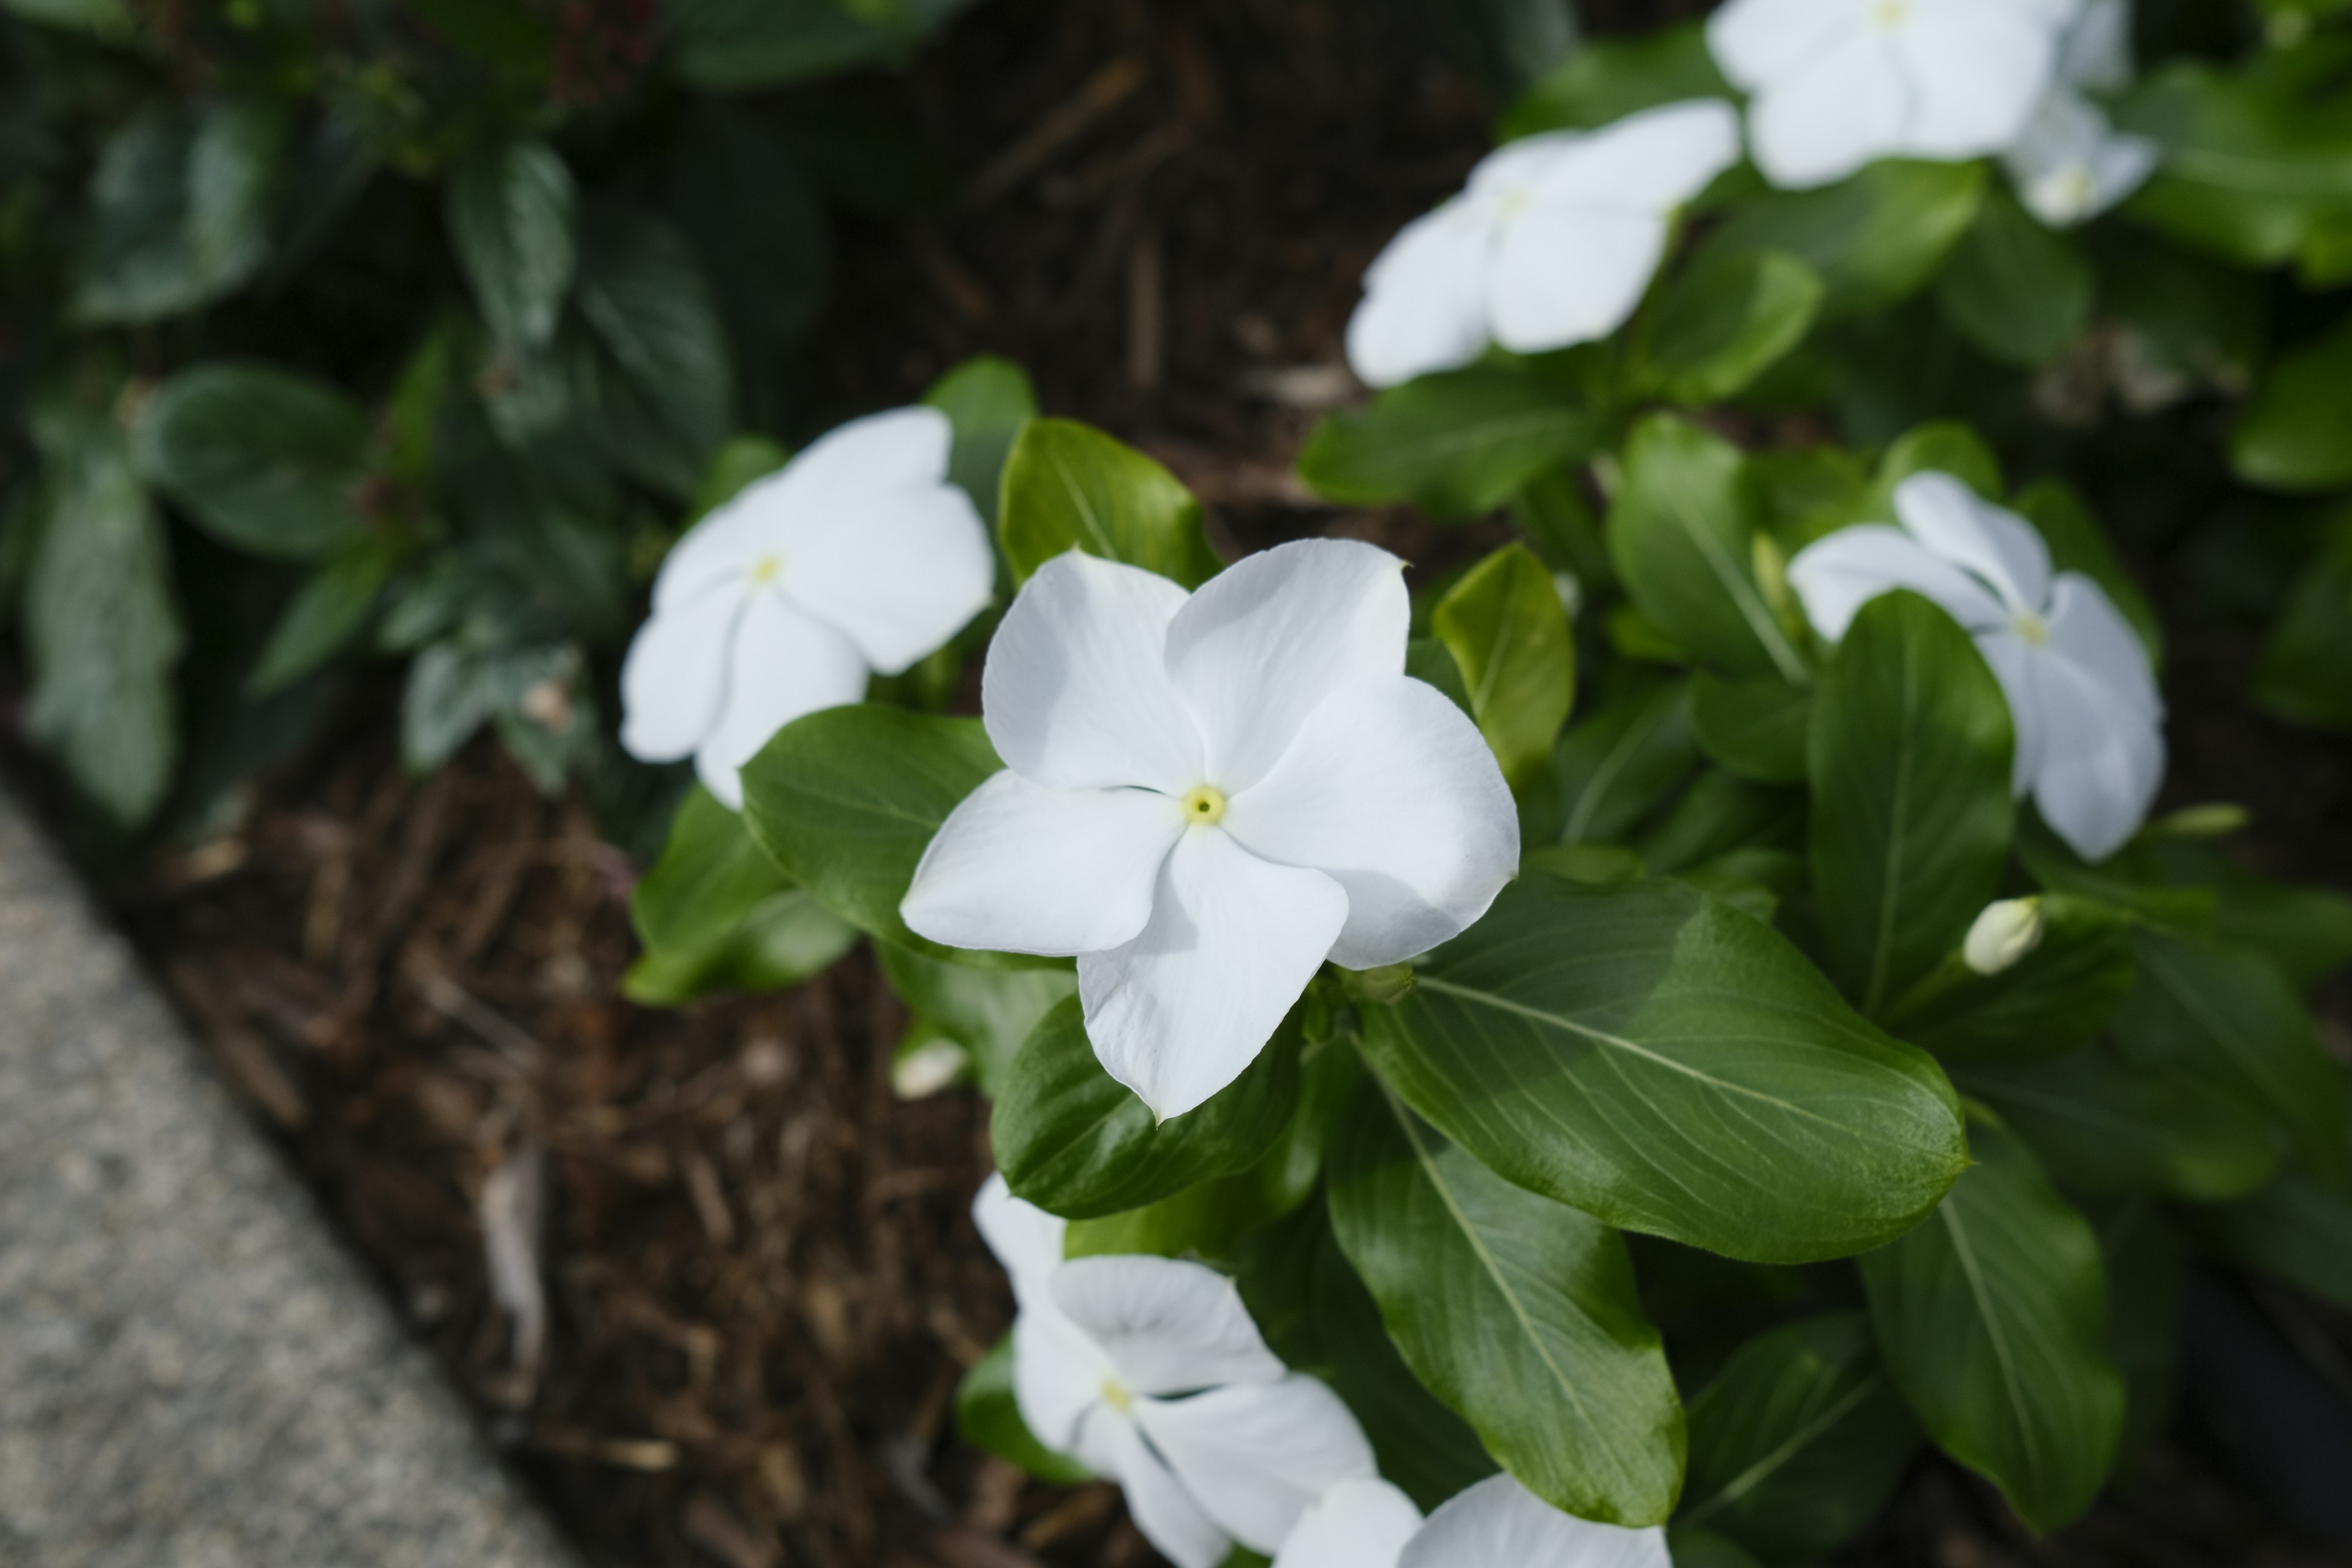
[
  {"xmin": 1957, "ymin": 1052, "xmax": 2279, "ymax": 1203},
  {"xmin": 249, "ymin": 540, "xmax": 398, "ymax": 695},
  {"xmin": 1298, "ymin": 366, "xmax": 1598, "ymax": 522},
  {"xmin": 135, "ymin": 361, "xmax": 370, "ymax": 560},
  {"xmin": 1809, "ymin": 592, "xmax": 2016, "ymax": 1015},
  {"xmin": 73, "ymin": 99, "xmax": 287, "ymax": 324},
  {"xmin": 1638, "ymin": 251, "xmax": 1825, "ymax": 407},
  {"xmin": 925, "ymin": 354, "xmax": 1037, "ymax": 526},
  {"xmin": 998, "ymin": 418, "xmax": 1220, "ymax": 589},
  {"xmin": 1331, "ymin": 1074, "xmax": 1684, "ymax": 1526},
  {"xmin": 1705, "ymin": 160, "xmax": 1987, "ymax": 319},
  {"xmin": 1357, "ymin": 875, "xmax": 1969, "ymax": 1264},
  {"xmin": 2231, "ymin": 314, "xmax": 2352, "ymax": 493},
  {"xmin": 1860, "ymin": 1118, "xmax": 2127, "ymax": 1534},
  {"xmin": 1434, "ymin": 542, "xmax": 1575, "ymax": 792},
  {"xmin": 1934, "ymin": 184, "xmax": 2093, "ymax": 368},
  {"xmin": 445, "ymin": 138, "xmax": 578, "ymax": 352},
  {"xmin": 1679, "ymin": 1314, "xmax": 1917, "ymax": 1566},
  {"xmin": 1690, "ymin": 673, "xmax": 1810, "ymax": 785}
]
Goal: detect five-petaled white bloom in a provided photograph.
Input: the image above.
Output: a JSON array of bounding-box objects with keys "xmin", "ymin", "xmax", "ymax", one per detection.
[
  {"xmin": 1708, "ymin": 0, "xmax": 2084, "ymax": 192},
  {"xmin": 1344, "ymin": 100, "xmax": 1741, "ymax": 388},
  {"xmin": 1273, "ymin": 1474, "xmax": 1670, "ymax": 1568},
  {"xmin": 619, "ymin": 407, "xmax": 993, "ymax": 808},
  {"xmin": 902, "ymin": 540, "xmax": 1519, "ymax": 1120},
  {"xmin": 1788, "ymin": 472, "xmax": 2165, "ymax": 862},
  {"xmin": 2003, "ymin": 0, "xmax": 2159, "ymax": 227},
  {"xmin": 974, "ymin": 1177, "xmax": 1376, "ymax": 1568}
]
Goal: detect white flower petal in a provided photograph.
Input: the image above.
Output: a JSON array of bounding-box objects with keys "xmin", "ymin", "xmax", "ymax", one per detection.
[
  {"xmin": 1894, "ymin": 473, "xmax": 2054, "ymax": 615},
  {"xmin": 1224, "ymin": 676, "xmax": 1518, "ymax": 970},
  {"xmin": 1490, "ymin": 204, "xmax": 1666, "ymax": 355},
  {"xmin": 1136, "ymin": 1377, "xmax": 1380, "ymax": 1553},
  {"xmin": 1348, "ymin": 205, "xmax": 1494, "ymax": 388},
  {"xmin": 650, "ymin": 505, "xmax": 774, "ymax": 616},
  {"xmin": 1050, "ymin": 1253, "xmax": 1286, "ymax": 1394},
  {"xmin": 1165, "ymin": 538, "xmax": 1410, "ymax": 791},
  {"xmin": 1899, "ymin": 9, "xmax": 2062, "ymax": 160},
  {"xmin": 1706, "ymin": 0, "xmax": 1861, "ymax": 92},
  {"xmin": 781, "ymin": 484, "xmax": 993, "ymax": 675},
  {"xmin": 902, "ymin": 771, "xmax": 1183, "ymax": 957},
  {"xmin": 1272, "ymin": 1478, "xmax": 1425, "ymax": 1568},
  {"xmin": 693, "ymin": 593, "xmax": 868, "ymax": 809},
  {"xmin": 1973, "ymin": 627, "xmax": 2046, "ymax": 796},
  {"xmin": 2048, "ymin": 572, "xmax": 2162, "ymax": 715},
  {"xmin": 1786, "ymin": 525, "xmax": 2011, "ymax": 643},
  {"xmin": 1400, "ymin": 1475, "xmax": 1671, "ymax": 1568},
  {"xmin": 2023, "ymin": 574, "xmax": 2165, "ymax": 861},
  {"xmin": 1744, "ymin": 31, "xmax": 1910, "ymax": 190},
  {"xmin": 1531, "ymin": 100, "xmax": 1743, "ymax": 211},
  {"xmin": 760, "ymin": 405, "xmax": 955, "ymax": 521},
  {"xmin": 1079, "ymin": 828, "xmax": 1350, "ymax": 1120},
  {"xmin": 1467, "ymin": 135, "xmax": 1577, "ymax": 202},
  {"xmin": 1077, "ymin": 1411, "xmax": 1233, "ymax": 1568},
  {"xmin": 2059, "ymin": 0, "xmax": 2133, "ymax": 91},
  {"xmin": 971, "ymin": 1173, "xmax": 1067, "ymax": 1309},
  {"xmin": 1014, "ymin": 1306, "xmax": 1116, "ymax": 1454},
  {"xmin": 619, "ymin": 586, "xmax": 739, "ymax": 762},
  {"xmin": 982, "ymin": 550, "xmax": 1205, "ymax": 793}
]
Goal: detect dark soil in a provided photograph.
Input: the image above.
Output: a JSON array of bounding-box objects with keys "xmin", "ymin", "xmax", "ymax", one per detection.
[{"xmin": 92, "ymin": 0, "xmax": 2352, "ymax": 1566}]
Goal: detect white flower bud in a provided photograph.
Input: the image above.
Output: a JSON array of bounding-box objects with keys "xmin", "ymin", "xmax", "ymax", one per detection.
[
  {"xmin": 891, "ymin": 1039, "xmax": 967, "ymax": 1100},
  {"xmin": 1964, "ymin": 897, "xmax": 2046, "ymax": 976}
]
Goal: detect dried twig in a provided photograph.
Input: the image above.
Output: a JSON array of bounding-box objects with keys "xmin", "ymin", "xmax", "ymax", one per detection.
[{"xmin": 962, "ymin": 56, "xmax": 1148, "ymax": 209}]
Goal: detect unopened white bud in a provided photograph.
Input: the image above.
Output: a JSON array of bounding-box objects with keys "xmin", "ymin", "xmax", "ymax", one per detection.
[
  {"xmin": 891, "ymin": 1039, "xmax": 967, "ymax": 1099},
  {"xmin": 1963, "ymin": 897, "xmax": 2046, "ymax": 976}
]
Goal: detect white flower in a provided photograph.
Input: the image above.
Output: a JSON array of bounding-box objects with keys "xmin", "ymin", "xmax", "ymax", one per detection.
[
  {"xmin": 2003, "ymin": 0, "xmax": 2159, "ymax": 227},
  {"xmin": 1344, "ymin": 101, "xmax": 1742, "ymax": 388},
  {"xmin": 1273, "ymin": 1474, "xmax": 1669, "ymax": 1568},
  {"xmin": 1788, "ymin": 472, "xmax": 2165, "ymax": 862},
  {"xmin": 1707, "ymin": 0, "xmax": 2084, "ymax": 191},
  {"xmin": 618, "ymin": 407, "xmax": 994, "ymax": 808},
  {"xmin": 900, "ymin": 540, "xmax": 1518, "ymax": 1120},
  {"xmin": 1964, "ymin": 896, "xmax": 2047, "ymax": 975},
  {"xmin": 973, "ymin": 1177, "xmax": 1376, "ymax": 1568}
]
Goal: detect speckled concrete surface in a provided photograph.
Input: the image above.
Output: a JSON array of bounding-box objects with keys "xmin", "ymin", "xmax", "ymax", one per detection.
[{"xmin": 0, "ymin": 786, "xmax": 579, "ymax": 1568}]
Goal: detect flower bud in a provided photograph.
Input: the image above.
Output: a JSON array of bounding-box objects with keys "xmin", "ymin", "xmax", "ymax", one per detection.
[
  {"xmin": 1963, "ymin": 897, "xmax": 2046, "ymax": 976},
  {"xmin": 891, "ymin": 1039, "xmax": 967, "ymax": 1099}
]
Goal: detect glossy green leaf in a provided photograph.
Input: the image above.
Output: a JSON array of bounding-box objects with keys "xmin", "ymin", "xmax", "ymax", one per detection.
[
  {"xmin": 1640, "ymin": 251, "xmax": 1825, "ymax": 406},
  {"xmin": 2113, "ymin": 931, "xmax": 2346, "ymax": 1174},
  {"xmin": 991, "ymin": 995, "xmax": 1300, "ymax": 1219},
  {"xmin": 73, "ymin": 99, "xmax": 286, "ymax": 324},
  {"xmin": 1706, "ymin": 160, "xmax": 1987, "ymax": 318},
  {"xmin": 926, "ymin": 355, "xmax": 1037, "ymax": 527},
  {"xmin": 1958, "ymin": 1052, "xmax": 2280, "ymax": 1202},
  {"xmin": 1690, "ymin": 674, "xmax": 1811, "ymax": 785},
  {"xmin": 1357, "ymin": 875, "xmax": 1969, "ymax": 1264},
  {"xmin": 2117, "ymin": 61, "xmax": 2352, "ymax": 267},
  {"xmin": 135, "ymin": 361, "xmax": 369, "ymax": 560},
  {"xmin": 1934, "ymin": 184, "xmax": 2093, "ymax": 367},
  {"xmin": 1860, "ymin": 1118, "xmax": 2126, "ymax": 1533},
  {"xmin": 1608, "ymin": 415, "xmax": 1809, "ymax": 683},
  {"xmin": 1500, "ymin": 23, "xmax": 1729, "ymax": 138},
  {"xmin": 1553, "ymin": 679, "xmax": 1699, "ymax": 845},
  {"xmin": 1298, "ymin": 366, "xmax": 1598, "ymax": 522},
  {"xmin": 1679, "ymin": 1314, "xmax": 1917, "ymax": 1566},
  {"xmin": 2232, "ymin": 314, "xmax": 2352, "ymax": 493},
  {"xmin": 663, "ymin": 0, "xmax": 981, "ymax": 90},
  {"xmin": 1434, "ymin": 543, "xmax": 1575, "ymax": 791},
  {"xmin": 1810, "ymin": 592, "xmax": 2016, "ymax": 1014},
  {"xmin": 740, "ymin": 704, "xmax": 1031, "ymax": 967},
  {"xmin": 1884, "ymin": 895, "xmax": 2137, "ymax": 1065},
  {"xmin": 955, "ymin": 1335, "xmax": 1092, "ymax": 1485},
  {"xmin": 2253, "ymin": 518, "xmax": 2352, "ymax": 730},
  {"xmin": 878, "ymin": 943, "xmax": 1077, "ymax": 1096},
  {"xmin": 445, "ymin": 137, "xmax": 577, "ymax": 352},
  {"xmin": 998, "ymin": 418, "xmax": 1219, "ymax": 589},
  {"xmin": 1330, "ymin": 1075, "xmax": 1683, "ymax": 1526},
  {"xmin": 249, "ymin": 541, "xmax": 398, "ymax": 695}
]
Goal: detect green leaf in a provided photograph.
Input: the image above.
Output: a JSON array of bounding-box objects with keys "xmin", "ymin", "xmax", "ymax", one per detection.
[
  {"xmin": 24, "ymin": 395, "xmax": 183, "ymax": 826},
  {"xmin": 1860, "ymin": 1117, "xmax": 2127, "ymax": 1533},
  {"xmin": 1552, "ymin": 679, "xmax": 1698, "ymax": 845},
  {"xmin": 1638, "ymin": 251, "xmax": 1825, "ymax": 407},
  {"xmin": 2253, "ymin": 518, "xmax": 2352, "ymax": 730},
  {"xmin": 1608, "ymin": 415, "xmax": 1809, "ymax": 684},
  {"xmin": 1357, "ymin": 875, "xmax": 1969, "ymax": 1264},
  {"xmin": 1809, "ymin": 592, "xmax": 2016, "ymax": 1014},
  {"xmin": 2232, "ymin": 314, "xmax": 2352, "ymax": 493},
  {"xmin": 249, "ymin": 540, "xmax": 397, "ymax": 695},
  {"xmin": 2097, "ymin": 1202, "xmax": 2185, "ymax": 1479},
  {"xmin": 1634, "ymin": 769, "xmax": 1799, "ymax": 878},
  {"xmin": 1690, "ymin": 674, "xmax": 1810, "ymax": 785},
  {"xmin": 2113, "ymin": 931, "xmax": 2346, "ymax": 1175},
  {"xmin": 926, "ymin": 355, "xmax": 1037, "ymax": 527},
  {"xmin": 662, "ymin": 0, "xmax": 980, "ymax": 90},
  {"xmin": 2017, "ymin": 818, "xmax": 2215, "ymax": 935},
  {"xmin": 1499, "ymin": 23, "xmax": 1728, "ymax": 138},
  {"xmin": 991, "ymin": 995, "xmax": 1300, "ymax": 1219},
  {"xmin": 1667, "ymin": 1528, "xmax": 1767, "ymax": 1568},
  {"xmin": 1330, "ymin": 1074, "xmax": 1682, "ymax": 1525},
  {"xmin": 1679, "ymin": 1314, "xmax": 1917, "ymax": 1566},
  {"xmin": 1934, "ymin": 184, "xmax": 2093, "ymax": 367},
  {"xmin": 2, "ymin": 0, "xmax": 132, "ymax": 32},
  {"xmin": 1705, "ymin": 160, "xmax": 1987, "ymax": 318},
  {"xmin": 878, "ymin": 943, "xmax": 1077, "ymax": 1096},
  {"xmin": 73, "ymin": 99, "xmax": 287, "ymax": 324},
  {"xmin": 629, "ymin": 782, "xmax": 791, "ymax": 952},
  {"xmin": 1884, "ymin": 895, "xmax": 2138, "ymax": 1065},
  {"xmin": 956, "ymin": 1335, "xmax": 1093, "ymax": 1485},
  {"xmin": 401, "ymin": 639, "xmax": 575, "ymax": 775},
  {"xmin": 571, "ymin": 205, "xmax": 734, "ymax": 499},
  {"xmin": 1406, "ymin": 636, "xmax": 1476, "ymax": 718},
  {"xmin": 1434, "ymin": 542, "xmax": 1575, "ymax": 792},
  {"xmin": 998, "ymin": 418, "xmax": 1220, "ymax": 589},
  {"xmin": 445, "ymin": 138, "xmax": 576, "ymax": 352},
  {"xmin": 1298, "ymin": 366, "xmax": 1599, "ymax": 522},
  {"xmin": 1957, "ymin": 1052, "xmax": 2279, "ymax": 1202},
  {"xmin": 740, "ymin": 704, "xmax": 1033, "ymax": 966},
  {"xmin": 2205, "ymin": 1163, "xmax": 2352, "ymax": 1309},
  {"xmin": 135, "ymin": 361, "xmax": 369, "ymax": 560},
  {"xmin": 2117, "ymin": 61, "xmax": 2352, "ymax": 268}
]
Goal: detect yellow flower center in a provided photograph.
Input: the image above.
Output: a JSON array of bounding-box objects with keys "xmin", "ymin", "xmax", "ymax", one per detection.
[
  {"xmin": 749, "ymin": 554, "xmax": 783, "ymax": 585},
  {"xmin": 1180, "ymin": 785, "xmax": 1228, "ymax": 827},
  {"xmin": 1869, "ymin": 0, "xmax": 1909, "ymax": 26},
  {"xmin": 1101, "ymin": 1378, "xmax": 1136, "ymax": 1414},
  {"xmin": 2013, "ymin": 611, "xmax": 2050, "ymax": 646}
]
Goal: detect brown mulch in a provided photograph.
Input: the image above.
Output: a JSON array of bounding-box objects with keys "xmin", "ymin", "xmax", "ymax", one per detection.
[{"xmin": 90, "ymin": 1, "xmax": 2352, "ymax": 1566}]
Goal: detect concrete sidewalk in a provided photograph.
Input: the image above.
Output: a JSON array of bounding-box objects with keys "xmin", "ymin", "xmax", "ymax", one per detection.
[{"xmin": 0, "ymin": 786, "xmax": 579, "ymax": 1568}]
